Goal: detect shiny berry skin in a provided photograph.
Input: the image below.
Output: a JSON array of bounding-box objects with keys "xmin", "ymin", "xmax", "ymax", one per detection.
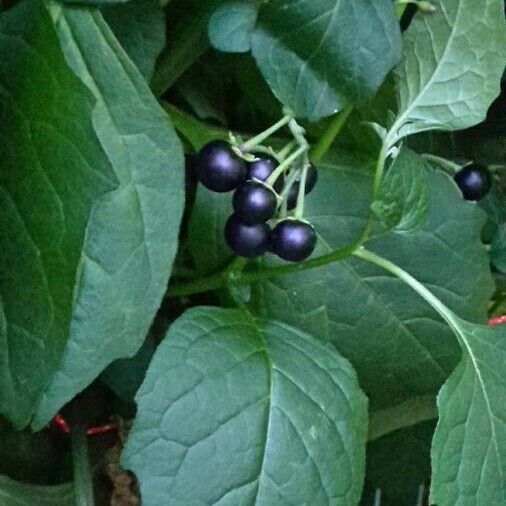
[
  {"xmin": 271, "ymin": 219, "xmax": 317, "ymax": 262},
  {"xmin": 196, "ymin": 140, "xmax": 246, "ymax": 192},
  {"xmin": 454, "ymin": 163, "xmax": 492, "ymax": 201},
  {"xmin": 286, "ymin": 164, "xmax": 318, "ymax": 209},
  {"xmin": 247, "ymin": 153, "xmax": 283, "ymax": 192},
  {"xmin": 224, "ymin": 214, "xmax": 270, "ymax": 258},
  {"xmin": 233, "ymin": 180, "xmax": 277, "ymax": 225}
]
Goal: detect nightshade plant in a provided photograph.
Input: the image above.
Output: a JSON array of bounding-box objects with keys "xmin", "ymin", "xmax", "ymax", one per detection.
[{"xmin": 0, "ymin": 0, "xmax": 505, "ymax": 505}]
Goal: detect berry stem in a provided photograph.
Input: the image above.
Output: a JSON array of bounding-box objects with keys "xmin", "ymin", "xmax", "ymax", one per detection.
[
  {"xmin": 277, "ymin": 140, "xmax": 297, "ymax": 161},
  {"xmin": 240, "ymin": 114, "xmax": 292, "ymax": 151},
  {"xmin": 294, "ymin": 162, "xmax": 309, "ymax": 219},
  {"xmin": 309, "ymin": 106, "xmax": 353, "ymax": 164},
  {"xmin": 421, "ymin": 153, "xmax": 461, "ymax": 174},
  {"xmin": 266, "ymin": 145, "xmax": 307, "ymax": 186},
  {"xmin": 279, "ymin": 167, "xmax": 302, "ymax": 200}
]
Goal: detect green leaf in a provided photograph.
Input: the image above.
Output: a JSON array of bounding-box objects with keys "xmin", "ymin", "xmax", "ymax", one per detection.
[
  {"xmin": 371, "ymin": 148, "xmax": 429, "ymax": 233},
  {"xmin": 163, "ymin": 102, "xmax": 228, "ymax": 151},
  {"xmin": 208, "ymin": 0, "xmax": 258, "ymax": 53},
  {"xmin": 30, "ymin": 2, "xmax": 184, "ymax": 429},
  {"xmin": 431, "ymin": 317, "xmax": 506, "ymax": 505},
  {"xmin": 251, "ymin": 0, "xmax": 401, "ymax": 121},
  {"xmin": 0, "ymin": 476, "xmax": 74, "ymax": 506},
  {"xmin": 102, "ymin": 0, "xmax": 165, "ymax": 80},
  {"xmin": 188, "ymin": 188, "xmax": 234, "ymax": 274},
  {"xmin": 257, "ymin": 161, "xmax": 493, "ymax": 409},
  {"xmin": 0, "ymin": 0, "xmax": 116, "ymax": 427},
  {"xmin": 152, "ymin": 0, "xmax": 221, "ymax": 96},
  {"xmin": 388, "ymin": 0, "xmax": 506, "ymax": 145},
  {"xmin": 368, "ymin": 395, "xmax": 437, "ymax": 441},
  {"xmin": 122, "ymin": 306, "xmax": 368, "ymax": 505}
]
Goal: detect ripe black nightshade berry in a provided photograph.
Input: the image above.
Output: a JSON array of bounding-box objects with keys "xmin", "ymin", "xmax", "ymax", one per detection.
[
  {"xmin": 286, "ymin": 164, "xmax": 319, "ymax": 209},
  {"xmin": 271, "ymin": 219, "xmax": 317, "ymax": 262},
  {"xmin": 196, "ymin": 140, "xmax": 246, "ymax": 192},
  {"xmin": 233, "ymin": 180, "xmax": 277, "ymax": 225},
  {"xmin": 224, "ymin": 214, "xmax": 270, "ymax": 258},
  {"xmin": 454, "ymin": 163, "xmax": 492, "ymax": 201},
  {"xmin": 247, "ymin": 153, "xmax": 283, "ymax": 192}
]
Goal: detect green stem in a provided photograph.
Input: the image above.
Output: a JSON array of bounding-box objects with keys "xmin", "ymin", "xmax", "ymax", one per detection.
[
  {"xmin": 353, "ymin": 248, "xmax": 460, "ymax": 332},
  {"xmin": 422, "ymin": 153, "xmax": 461, "ymax": 174},
  {"xmin": 166, "ymin": 225, "xmax": 370, "ymax": 298},
  {"xmin": 266, "ymin": 145, "xmax": 307, "ymax": 186},
  {"xmin": 373, "ymin": 142, "xmax": 389, "ymax": 197},
  {"xmin": 277, "ymin": 140, "xmax": 297, "ymax": 161},
  {"xmin": 241, "ymin": 115, "xmax": 292, "ymax": 151},
  {"xmin": 71, "ymin": 425, "xmax": 94, "ymax": 506},
  {"xmin": 294, "ymin": 162, "xmax": 309, "ymax": 219},
  {"xmin": 309, "ymin": 106, "xmax": 353, "ymax": 163}
]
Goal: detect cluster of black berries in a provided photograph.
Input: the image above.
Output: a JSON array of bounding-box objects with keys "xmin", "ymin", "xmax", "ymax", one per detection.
[
  {"xmin": 454, "ymin": 163, "xmax": 492, "ymax": 201},
  {"xmin": 196, "ymin": 140, "xmax": 317, "ymax": 261}
]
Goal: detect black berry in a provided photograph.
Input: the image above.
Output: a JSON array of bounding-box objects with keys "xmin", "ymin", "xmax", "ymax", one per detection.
[
  {"xmin": 196, "ymin": 140, "xmax": 246, "ymax": 192},
  {"xmin": 224, "ymin": 214, "xmax": 270, "ymax": 258},
  {"xmin": 271, "ymin": 219, "xmax": 317, "ymax": 262},
  {"xmin": 233, "ymin": 180, "xmax": 277, "ymax": 225},
  {"xmin": 454, "ymin": 163, "xmax": 492, "ymax": 201},
  {"xmin": 286, "ymin": 164, "xmax": 318, "ymax": 209},
  {"xmin": 248, "ymin": 153, "xmax": 283, "ymax": 192}
]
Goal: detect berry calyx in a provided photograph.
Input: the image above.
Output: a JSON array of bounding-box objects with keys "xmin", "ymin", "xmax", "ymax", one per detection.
[
  {"xmin": 233, "ymin": 180, "xmax": 278, "ymax": 225},
  {"xmin": 454, "ymin": 163, "xmax": 492, "ymax": 201},
  {"xmin": 247, "ymin": 153, "xmax": 283, "ymax": 192},
  {"xmin": 224, "ymin": 214, "xmax": 270, "ymax": 258},
  {"xmin": 196, "ymin": 140, "xmax": 246, "ymax": 192},
  {"xmin": 286, "ymin": 164, "xmax": 318, "ymax": 209},
  {"xmin": 271, "ymin": 219, "xmax": 317, "ymax": 262}
]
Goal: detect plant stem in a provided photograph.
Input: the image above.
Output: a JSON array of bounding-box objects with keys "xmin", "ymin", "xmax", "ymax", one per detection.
[
  {"xmin": 266, "ymin": 145, "xmax": 307, "ymax": 186},
  {"xmin": 71, "ymin": 425, "xmax": 94, "ymax": 506},
  {"xmin": 241, "ymin": 115, "xmax": 292, "ymax": 151},
  {"xmin": 373, "ymin": 142, "xmax": 389, "ymax": 197},
  {"xmin": 421, "ymin": 153, "xmax": 461, "ymax": 174},
  {"xmin": 353, "ymin": 248, "xmax": 460, "ymax": 332},
  {"xmin": 309, "ymin": 106, "xmax": 353, "ymax": 163},
  {"xmin": 166, "ymin": 225, "xmax": 369, "ymax": 298},
  {"xmin": 294, "ymin": 162, "xmax": 309, "ymax": 219},
  {"xmin": 277, "ymin": 140, "xmax": 297, "ymax": 161}
]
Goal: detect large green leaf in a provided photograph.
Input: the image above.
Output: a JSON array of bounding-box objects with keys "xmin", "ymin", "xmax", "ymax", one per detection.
[
  {"xmin": 431, "ymin": 318, "xmax": 506, "ymax": 505},
  {"xmin": 388, "ymin": 0, "xmax": 506, "ymax": 145},
  {"xmin": 0, "ymin": 476, "xmax": 74, "ymax": 506},
  {"xmin": 0, "ymin": 0, "xmax": 116, "ymax": 427},
  {"xmin": 102, "ymin": 0, "xmax": 165, "ymax": 80},
  {"xmin": 122, "ymin": 306, "xmax": 368, "ymax": 505},
  {"xmin": 30, "ymin": 2, "xmax": 184, "ymax": 429},
  {"xmin": 255, "ymin": 160, "xmax": 493, "ymax": 409},
  {"xmin": 371, "ymin": 148, "xmax": 429, "ymax": 233},
  {"xmin": 251, "ymin": 0, "xmax": 401, "ymax": 121}
]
